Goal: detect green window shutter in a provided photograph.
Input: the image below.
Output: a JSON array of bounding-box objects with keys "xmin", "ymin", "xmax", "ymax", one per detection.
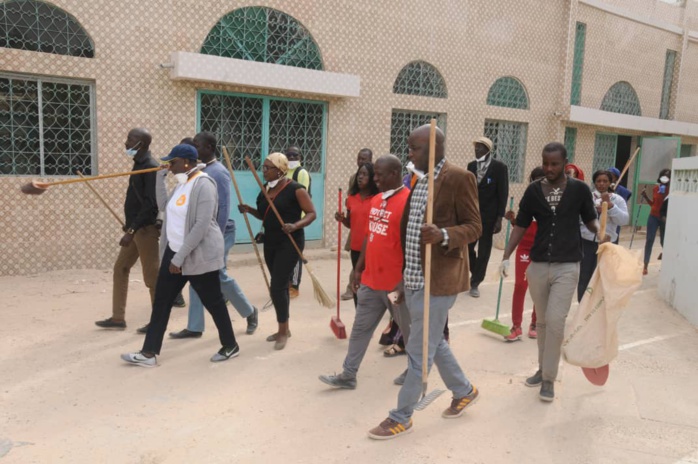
[
  {"xmin": 593, "ymin": 133, "xmax": 618, "ymax": 174},
  {"xmin": 571, "ymin": 22, "xmax": 586, "ymax": 106},
  {"xmin": 486, "ymin": 77, "xmax": 529, "ymax": 109},
  {"xmin": 483, "ymin": 120, "xmax": 527, "ymax": 183},
  {"xmin": 389, "ymin": 110, "xmax": 447, "ymax": 167},
  {"xmin": 564, "ymin": 127, "xmax": 578, "ymax": 163},
  {"xmin": 201, "ymin": 7, "xmax": 323, "ymax": 70},
  {"xmin": 659, "ymin": 50, "xmax": 677, "ymax": 120},
  {"xmin": 0, "ymin": 0, "xmax": 94, "ymax": 58},
  {"xmin": 601, "ymin": 82, "xmax": 642, "ymax": 116},
  {"xmin": 393, "ymin": 61, "xmax": 447, "ymax": 98}
]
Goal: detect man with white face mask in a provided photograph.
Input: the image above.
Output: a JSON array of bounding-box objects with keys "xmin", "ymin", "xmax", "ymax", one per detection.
[
  {"xmin": 285, "ymin": 146, "xmax": 311, "ymax": 298},
  {"xmin": 96, "ymin": 128, "xmax": 161, "ymax": 332},
  {"xmin": 466, "ymin": 136, "xmax": 509, "ymax": 298}
]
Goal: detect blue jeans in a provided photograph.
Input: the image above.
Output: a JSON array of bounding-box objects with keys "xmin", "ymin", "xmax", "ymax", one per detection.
[
  {"xmin": 644, "ymin": 215, "xmax": 665, "ymax": 266},
  {"xmin": 389, "ymin": 288, "xmax": 472, "ymax": 424},
  {"xmin": 188, "ymin": 222, "xmax": 254, "ymax": 332}
]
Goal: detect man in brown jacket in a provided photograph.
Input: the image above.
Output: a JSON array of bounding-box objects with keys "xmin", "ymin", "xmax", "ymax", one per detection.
[{"xmin": 368, "ymin": 124, "xmax": 482, "ymax": 440}]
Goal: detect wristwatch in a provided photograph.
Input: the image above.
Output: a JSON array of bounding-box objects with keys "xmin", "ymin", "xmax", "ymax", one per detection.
[
  {"xmin": 126, "ymin": 228, "xmax": 136, "ymax": 235},
  {"xmin": 440, "ymin": 228, "xmax": 449, "ymax": 247}
]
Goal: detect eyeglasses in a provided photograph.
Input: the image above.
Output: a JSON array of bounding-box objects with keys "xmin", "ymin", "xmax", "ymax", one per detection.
[{"xmin": 262, "ymin": 165, "xmax": 277, "ymax": 172}]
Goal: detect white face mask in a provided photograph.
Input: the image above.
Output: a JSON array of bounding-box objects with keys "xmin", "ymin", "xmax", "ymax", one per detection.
[
  {"xmin": 267, "ymin": 178, "xmax": 281, "ymax": 190},
  {"xmin": 288, "ymin": 160, "xmax": 300, "ymax": 170},
  {"xmin": 174, "ymin": 165, "xmax": 198, "ymax": 185},
  {"xmin": 475, "ymin": 152, "xmax": 489, "ymax": 163},
  {"xmin": 125, "ymin": 141, "xmax": 141, "ymax": 157},
  {"xmin": 659, "ymin": 176, "xmax": 669, "ymax": 184},
  {"xmin": 406, "ymin": 161, "xmax": 425, "ymax": 180}
]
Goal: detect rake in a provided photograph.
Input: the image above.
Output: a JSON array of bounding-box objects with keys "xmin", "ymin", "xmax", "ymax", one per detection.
[
  {"xmin": 245, "ymin": 156, "xmax": 335, "ymax": 309},
  {"xmin": 414, "ymin": 119, "xmax": 446, "ymax": 411}
]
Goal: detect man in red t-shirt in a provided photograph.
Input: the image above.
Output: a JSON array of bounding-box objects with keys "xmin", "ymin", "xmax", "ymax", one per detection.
[{"xmin": 319, "ymin": 155, "xmax": 410, "ymax": 390}]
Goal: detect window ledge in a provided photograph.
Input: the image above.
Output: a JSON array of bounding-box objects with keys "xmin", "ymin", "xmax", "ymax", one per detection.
[
  {"xmin": 569, "ymin": 105, "xmax": 698, "ymax": 137},
  {"xmin": 169, "ymin": 51, "xmax": 360, "ymax": 98}
]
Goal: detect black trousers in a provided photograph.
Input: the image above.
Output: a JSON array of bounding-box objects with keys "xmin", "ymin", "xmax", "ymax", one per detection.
[
  {"xmin": 143, "ymin": 246, "xmax": 237, "ymax": 355},
  {"xmin": 264, "ymin": 236, "xmax": 304, "ymax": 323},
  {"xmin": 350, "ymin": 249, "xmax": 361, "ymax": 308},
  {"xmin": 468, "ymin": 221, "xmax": 495, "ymax": 287},
  {"xmin": 577, "ymin": 239, "xmax": 598, "ymax": 302}
]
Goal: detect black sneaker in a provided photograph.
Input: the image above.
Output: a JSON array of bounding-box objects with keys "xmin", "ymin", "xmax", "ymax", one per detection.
[
  {"xmin": 318, "ymin": 372, "xmax": 357, "ymax": 390},
  {"xmin": 169, "ymin": 329, "xmax": 202, "ymax": 339},
  {"xmin": 136, "ymin": 323, "xmax": 150, "ymax": 334},
  {"xmin": 173, "ymin": 293, "xmax": 186, "ymax": 308},
  {"xmin": 210, "ymin": 344, "xmax": 240, "ymax": 362},
  {"xmin": 246, "ymin": 307, "xmax": 259, "ymax": 335},
  {"xmin": 539, "ymin": 381, "xmax": 554, "ymax": 402},
  {"xmin": 95, "ymin": 318, "xmax": 126, "ymax": 330},
  {"xmin": 525, "ymin": 370, "xmax": 543, "ymax": 387}
]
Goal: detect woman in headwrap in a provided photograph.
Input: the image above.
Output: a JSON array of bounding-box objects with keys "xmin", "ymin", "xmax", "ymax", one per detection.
[
  {"xmin": 238, "ymin": 153, "xmax": 316, "ymax": 350},
  {"xmin": 565, "ymin": 163, "xmax": 585, "ymax": 181}
]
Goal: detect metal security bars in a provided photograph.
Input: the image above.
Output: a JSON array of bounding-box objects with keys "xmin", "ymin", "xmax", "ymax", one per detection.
[
  {"xmin": 201, "ymin": 7, "xmax": 323, "ymax": 70},
  {"xmin": 389, "ymin": 110, "xmax": 446, "ymax": 167},
  {"xmin": 198, "ymin": 91, "xmax": 326, "ymax": 173},
  {"xmin": 593, "ymin": 133, "xmax": 617, "ymax": 174},
  {"xmin": 393, "ymin": 61, "xmax": 447, "ymax": 98},
  {"xmin": 564, "ymin": 127, "xmax": 577, "ymax": 163},
  {"xmin": 483, "ymin": 120, "xmax": 527, "ymax": 183},
  {"xmin": 0, "ymin": 0, "xmax": 94, "ymax": 58},
  {"xmin": 0, "ymin": 74, "xmax": 94, "ymax": 176},
  {"xmin": 486, "ymin": 77, "xmax": 529, "ymax": 109},
  {"xmin": 660, "ymin": 50, "xmax": 677, "ymax": 120},
  {"xmin": 571, "ymin": 22, "xmax": 586, "ymax": 106},
  {"xmin": 601, "ymin": 82, "xmax": 642, "ymax": 116}
]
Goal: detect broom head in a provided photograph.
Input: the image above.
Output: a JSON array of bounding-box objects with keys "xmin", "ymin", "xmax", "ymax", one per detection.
[
  {"xmin": 481, "ymin": 318, "xmax": 511, "ymax": 337},
  {"xmin": 330, "ymin": 316, "xmax": 347, "ymax": 339},
  {"xmin": 20, "ymin": 180, "xmax": 49, "ymax": 195},
  {"xmin": 309, "ymin": 267, "xmax": 335, "ymax": 308}
]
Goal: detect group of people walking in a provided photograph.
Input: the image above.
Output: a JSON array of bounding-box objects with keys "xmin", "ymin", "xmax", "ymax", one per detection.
[{"xmin": 94, "ymin": 124, "xmax": 671, "ymax": 439}]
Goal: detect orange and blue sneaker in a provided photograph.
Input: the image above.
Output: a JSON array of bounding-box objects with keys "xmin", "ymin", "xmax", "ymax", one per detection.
[
  {"xmin": 367, "ymin": 418, "xmax": 413, "ymax": 440},
  {"xmin": 442, "ymin": 385, "xmax": 479, "ymax": 418}
]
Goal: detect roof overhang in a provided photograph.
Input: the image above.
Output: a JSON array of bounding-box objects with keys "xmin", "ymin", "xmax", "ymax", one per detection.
[{"xmin": 569, "ymin": 105, "xmax": 698, "ymax": 138}]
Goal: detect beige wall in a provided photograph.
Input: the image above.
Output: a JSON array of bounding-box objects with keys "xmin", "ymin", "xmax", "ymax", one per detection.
[{"xmin": 1, "ymin": 0, "xmax": 697, "ymax": 275}]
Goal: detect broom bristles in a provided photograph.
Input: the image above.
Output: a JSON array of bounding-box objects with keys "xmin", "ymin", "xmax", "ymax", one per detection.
[{"xmin": 306, "ymin": 263, "xmax": 335, "ymax": 308}]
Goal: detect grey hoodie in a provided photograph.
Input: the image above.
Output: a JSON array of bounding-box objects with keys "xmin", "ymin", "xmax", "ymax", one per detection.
[{"xmin": 156, "ymin": 170, "xmax": 224, "ymax": 275}]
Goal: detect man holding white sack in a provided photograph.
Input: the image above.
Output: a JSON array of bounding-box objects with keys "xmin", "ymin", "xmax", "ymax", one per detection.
[{"xmin": 500, "ymin": 142, "xmax": 600, "ymax": 403}]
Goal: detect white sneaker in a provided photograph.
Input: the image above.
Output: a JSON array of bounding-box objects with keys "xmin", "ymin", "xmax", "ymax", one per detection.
[
  {"xmin": 121, "ymin": 351, "xmax": 157, "ymax": 367},
  {"xmin": 210, "ymin": 344, "xmax": 240, "ymax": 362}
]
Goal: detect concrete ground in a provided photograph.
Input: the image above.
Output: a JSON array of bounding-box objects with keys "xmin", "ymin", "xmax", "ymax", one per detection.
[{"xmin": 1, "ymin": 236, "xmax": 697, "ymax": 464}]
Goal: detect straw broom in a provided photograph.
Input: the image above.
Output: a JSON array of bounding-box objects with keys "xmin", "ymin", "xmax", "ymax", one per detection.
[{"xmin": 244, "ymin": 156, "xmax": 335, "ymax": 309}]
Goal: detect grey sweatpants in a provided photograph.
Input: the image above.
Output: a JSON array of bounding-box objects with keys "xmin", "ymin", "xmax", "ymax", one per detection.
[
  {"xmin": 526, "ymin": 261, "xmax": 580, "ymax": 382},
  {"xmin": 342, "ymin": 284, "xmax": 410, "ymax": 377}
]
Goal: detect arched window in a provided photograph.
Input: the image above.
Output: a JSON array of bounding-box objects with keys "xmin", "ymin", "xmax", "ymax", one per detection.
[
  {"xmin": 486, "ymin": 77, "xmax": 529, "ymax": 109},
  {"xmin": 601, "ymin": 82, "xmax": 642, "ymax": 116},
  {"xmin": 0, "ymin": 0, "xmax": 94, "ymax": 58},
  {"xmin": 201, "ymin": 7, "xmax": 323, "ymax": 70},
  {"xmin": 393, "ymin": 61, "xmax": 447, "ymax": 98}
]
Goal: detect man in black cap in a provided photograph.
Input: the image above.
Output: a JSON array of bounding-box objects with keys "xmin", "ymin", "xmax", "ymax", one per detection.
[{"xmin": 467, "ymin": 136, "xmax": 509, "ymax": 298}]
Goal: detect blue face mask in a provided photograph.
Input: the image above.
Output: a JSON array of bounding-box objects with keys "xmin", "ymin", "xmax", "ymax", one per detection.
[{"xmin": 125, "ymin": 142, "xmax": 141, "ymax": 157}]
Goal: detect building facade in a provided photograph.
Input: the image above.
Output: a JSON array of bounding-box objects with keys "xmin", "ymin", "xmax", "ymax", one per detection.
[{"xmin": 2, "ymin": 0, "xmax": 698, "ymax": 275}]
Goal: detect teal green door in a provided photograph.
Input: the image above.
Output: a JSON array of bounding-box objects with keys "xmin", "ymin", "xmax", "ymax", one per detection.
[
  {"xmin": 632, "ymin": 136, "xmax": 680, "ymax": 227},
  {"xmin": 197, "ymin": 91, "xmax": 327, "ymax": 243},
  {"xmin": 593, "ymin": 132, "xmax": 618, "ymax": 174}
]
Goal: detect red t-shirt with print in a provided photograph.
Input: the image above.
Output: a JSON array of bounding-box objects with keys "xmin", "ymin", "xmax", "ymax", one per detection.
[
  {"xmin": 346, "ymin": 193, "xmax": 375, "ymax": 251},
  {"xmin": 361, "ymin": 188, "xmax": 410, "ymax": 291}
]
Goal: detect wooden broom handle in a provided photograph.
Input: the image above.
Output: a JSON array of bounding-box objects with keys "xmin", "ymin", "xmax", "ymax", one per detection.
[
  {"xmin": 598, "ymin": 201, "xmax": 608, "ymax": 242},
  {"xmin": 615, "ymin": 147, "xmax": 640, "ymax": 187},
  {"xmin": 244, "ymin": 156, "xmax": 308, "ymax": 264},
  {"xmin": 422, "ymin": 119, "xmax": 437, "ymax": 383},
  {"xmin": 221, "ymin": 147, "xmax": 271, "ymax": 293},
  {"xmin": 37, "ymin": 166, "xmax": 162, "ymax": 187},
  {"xmin": 77, "ymin": 171, "xmax": 125, "ymax": 226}
]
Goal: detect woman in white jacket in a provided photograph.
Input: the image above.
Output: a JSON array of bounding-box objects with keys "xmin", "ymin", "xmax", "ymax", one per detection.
[
  {"xmin": 577, "ymin": 169, "xmax": 629, "ymax": 301},
  {"xmin": 121, "ymin": 144, "xmax": 238, "ymax": 367}
]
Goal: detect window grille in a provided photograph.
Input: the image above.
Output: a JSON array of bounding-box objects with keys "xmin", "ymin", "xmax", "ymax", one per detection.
[
  {"xmin": 660, "ymin": 50, "xmax": 677, "ymax": 120},
  {"xmin": 389, "ymin": 110, "xmax": 446, "ymax": 168},
  {"xmin": 486, "ymin": 77, "xmax": 529, "ymax": 109},
  {"xmin": 600, "ymin": 82, "xmax": 642, "ymax": 116},
  {"xmin": 198, "ymin": 92, "xmax": 326, "ymax": 173},
  {"xmin": 483, "ymin": 120, "xmax": 527, "ymax": 183},
  {"xmin": 0, "ymin": 74, "xmax": 94, "ymax": 176},
  {"xmin": 393, "ymin": 61, "xmax": 447, "ymax": 98},
  {"xmin": 564, "ymin": 127, "xmax": 578, "ymax": 163},
  {"xmin": 0, "ymin": 0, "xmax": 94, "ymax": 58},
  {"xmin": 201, "ymin": 7, "xmax": 323, "ymax": 70},
  {"xmin": 593, "ymin": 133, "xmax": 617, "ymax": 174},
  {"xmin": 571, "ymin": 22, "xmax": 586, "ymax": 106}
]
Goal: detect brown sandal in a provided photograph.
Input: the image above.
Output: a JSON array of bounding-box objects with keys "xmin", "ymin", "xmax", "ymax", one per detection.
[
  {"xmin": 383, "ymin": 344, "xmax": 405, "ymax": 357},
  {"xmin": 266, "ymin": 331, "xmax": 292, "ymax": 342}
]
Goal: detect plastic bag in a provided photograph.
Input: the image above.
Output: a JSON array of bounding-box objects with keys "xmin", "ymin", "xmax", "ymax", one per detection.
[{"xmin": 562, "ymin": 243, "xmax": 643, "ymax": 368}]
